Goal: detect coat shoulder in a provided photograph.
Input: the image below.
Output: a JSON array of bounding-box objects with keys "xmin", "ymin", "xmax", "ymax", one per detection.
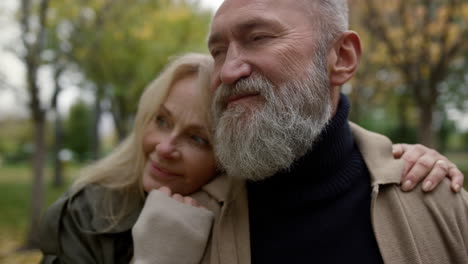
[{"xmin": 375, "ymin": 181, "xmax": 468, "ymax": 263}]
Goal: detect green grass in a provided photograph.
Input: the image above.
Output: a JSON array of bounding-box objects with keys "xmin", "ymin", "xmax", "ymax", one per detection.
[
  {"xmin": 0, "ymin": 164, "xmax": 80, "ymax": 230},
  {"xmin": 0, "ymin": 164, "xmax": 81, "ymax": 261}
]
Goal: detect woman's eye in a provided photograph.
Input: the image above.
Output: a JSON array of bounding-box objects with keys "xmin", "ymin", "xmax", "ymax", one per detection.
[
  {"xmin": 190, "ymin": 134, "xmax": 210, "ymax": 146},
  {"xmin": 156, "ymin": 115, "xmax": 169, "ymax": 128}
]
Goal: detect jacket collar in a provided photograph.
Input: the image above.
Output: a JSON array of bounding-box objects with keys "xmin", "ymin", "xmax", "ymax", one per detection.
[
  {"xmin": 201, "ymin": 174, "xmax": 231, "ymax": 203},
  {"xmin": 202, "ymin": 174, "xmax": 248, "ymax": 207},
  {"xmin": 350, "ymin": 122, "xmax": 403, "ymax": 186}
]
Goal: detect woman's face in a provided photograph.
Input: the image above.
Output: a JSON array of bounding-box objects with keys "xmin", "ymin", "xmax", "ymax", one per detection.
[{"xmin": 142, "ymin": 74, "xmax": 216, "ymax": 195}]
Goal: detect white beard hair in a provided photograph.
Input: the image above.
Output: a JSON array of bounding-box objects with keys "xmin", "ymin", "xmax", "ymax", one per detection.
[{"xmin": 212, "ymin": 50, "xmax": 332, "ymax": 181}]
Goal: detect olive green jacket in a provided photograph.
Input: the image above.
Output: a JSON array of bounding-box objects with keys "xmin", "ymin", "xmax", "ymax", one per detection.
[{"xmin": 39, "ymin": 185, "xmax": 142, "ymax": 263}]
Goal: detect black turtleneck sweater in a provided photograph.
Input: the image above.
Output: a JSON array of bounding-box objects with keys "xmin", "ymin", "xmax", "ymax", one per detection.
[{"xmin": 247, "ymin": 95, "xmax": 384, "ymax": 264}]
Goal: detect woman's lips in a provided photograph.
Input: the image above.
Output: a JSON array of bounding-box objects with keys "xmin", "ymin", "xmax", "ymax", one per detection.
[{"xmin": 149, "ymin": 162, "xmax": 182, "ymax": 179}]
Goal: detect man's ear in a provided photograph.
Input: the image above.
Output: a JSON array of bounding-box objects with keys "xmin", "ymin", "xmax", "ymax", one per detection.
[{"xmin": 327, "ymin": 31, "xmax": 362, "ymax": 87}]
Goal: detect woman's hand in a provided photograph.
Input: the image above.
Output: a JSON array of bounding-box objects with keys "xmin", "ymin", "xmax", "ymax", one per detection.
[
  {"xmin": 393, "ymin": 143, "xmax": 464, "ymax": 192},
  {"xmin": 132, "ymin": 187, "xmax": 213, "ymax": 264},
  {"xmin": 158, "ymin": 186, "xmax": 204, "ymax": 208}
]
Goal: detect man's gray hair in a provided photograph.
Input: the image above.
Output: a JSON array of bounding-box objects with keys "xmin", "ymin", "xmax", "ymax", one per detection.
[{"xmin": 308, "ymin": 0, "xmax": 349, "ymax": 46}]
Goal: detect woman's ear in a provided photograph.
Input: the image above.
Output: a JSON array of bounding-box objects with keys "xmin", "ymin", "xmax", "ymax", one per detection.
[{"xmin": 327, "ymin": 31, "xmax": 362, "ymax": 87}]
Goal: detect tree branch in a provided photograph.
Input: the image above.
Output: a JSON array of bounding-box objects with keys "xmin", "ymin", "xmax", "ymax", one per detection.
[
  {"xmin": 364, "ymin": 0, "xmax": 403, "ymax": 67},
  {"xmin": 364, "ymin": 0, "xmax": 417, "ymax": 95},
  {"xmin": 429, "ymin": 0, "xmax": 466, "ymax": 100}
]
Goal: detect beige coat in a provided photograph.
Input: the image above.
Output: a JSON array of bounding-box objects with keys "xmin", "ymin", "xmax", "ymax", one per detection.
[
  {"xmin": 134, "ymin": 123, "xmax": 468, "ymax": 264},
  {"xmin": 205, "ymin": 123, "xmax": 468, "ymax": 264}
]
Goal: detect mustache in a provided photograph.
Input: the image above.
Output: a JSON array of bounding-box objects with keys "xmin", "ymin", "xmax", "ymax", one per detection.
[{"xmin": 214, "ymin": 75, "xmax": 273, "ymax": 109}]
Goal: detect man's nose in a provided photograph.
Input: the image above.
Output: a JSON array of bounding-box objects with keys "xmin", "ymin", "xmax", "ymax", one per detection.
[
  {"xmin": 219, "ymin": 46, "xmax": 252, "ymax": 86},
  {"xmin": 156, "ymin": 137, "xmax": 180, "ymax": 160}
]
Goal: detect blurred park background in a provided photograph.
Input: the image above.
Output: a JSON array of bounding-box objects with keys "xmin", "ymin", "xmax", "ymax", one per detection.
[{"xmin": 0, "ymin": 0, "xmax": 467, "ymax": 263}]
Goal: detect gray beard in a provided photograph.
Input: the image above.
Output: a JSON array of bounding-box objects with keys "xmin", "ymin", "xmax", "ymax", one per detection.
[{"xmin": 212, "ymin": 55, "xmax": 332, "ymax": 181}]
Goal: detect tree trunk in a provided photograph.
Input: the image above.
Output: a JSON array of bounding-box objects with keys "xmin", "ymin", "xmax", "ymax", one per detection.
[
  {"xmin": 394, "ymin": 94, "xmax": 414, "ymax": 143},
  {"xmin": 19, "ymin": 0, "xmax": 50, "ymax": 250},
  {"xmin": 22, "ymin": 56, "xmax": 47, "ymax": 250},
  {"xmin": 418, "ymin": 103, "xmax": 434, "ymax": 147},
  {"xmin": 90, "ymin": 86, "xmax": 102, "ymax": 160},
  {"xmin": 51, "ymin": 68, "xmax": 65, "ymax": 187},
  {"xmin": 111, "ymin": 109, "xmax": 128, "ymax": 142},
  {"xmin": 24, "ymin": 115, "xmax": 46, "ymax": 249},
  {"xmin": 52, "ymin": 111, "xmax": 64, "ymax": 187}
]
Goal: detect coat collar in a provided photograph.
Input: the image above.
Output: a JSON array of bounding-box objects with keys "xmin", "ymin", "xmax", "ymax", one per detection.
[{"xmin": 350, "ymin": 122, "xmax": 403, "ymax": 187}]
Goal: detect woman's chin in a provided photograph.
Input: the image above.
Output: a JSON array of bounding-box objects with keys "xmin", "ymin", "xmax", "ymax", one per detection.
[{"xmin": 142, "ymin": 173, "xmax": 162, "ymax": 192}]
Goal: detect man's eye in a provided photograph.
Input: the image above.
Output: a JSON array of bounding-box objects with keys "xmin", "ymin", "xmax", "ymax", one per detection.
[
  {"xmin": 252, "ymin": 35, "xmax": 271, "ymax": 41},
  {"xmin": 211, "ymin": 48, "xmax": 225, "ymax": 58}
]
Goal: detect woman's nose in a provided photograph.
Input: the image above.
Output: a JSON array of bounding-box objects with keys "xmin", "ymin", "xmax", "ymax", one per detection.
[{"xmin": 155, "ymin": 137, "xmax": 180, "ymax": 160}]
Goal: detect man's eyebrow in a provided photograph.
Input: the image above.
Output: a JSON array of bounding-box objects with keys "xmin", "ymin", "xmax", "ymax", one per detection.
[
  {"xmin": 237, "ymin": 18, "xmax": 281, "ymax": 32},
  {"xmin": 208, "ymin": 32, "xmax": 221, "ymax": 49},
  {"xmin": 208, "ymin": 17, "xmax": 283, "ymax": 48}
]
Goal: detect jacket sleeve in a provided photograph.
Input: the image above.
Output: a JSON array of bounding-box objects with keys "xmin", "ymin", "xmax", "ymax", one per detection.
[
  {"xmin": 131, "ymin": 190, "xmax": 214, "ymax": 264},
  {"xmin": 39, "ymin": 187, "xmax": 133, "ymax": 264},
  {"xmin": 374, "ymin": 180, "xmax": 468, "ymax": 264}
]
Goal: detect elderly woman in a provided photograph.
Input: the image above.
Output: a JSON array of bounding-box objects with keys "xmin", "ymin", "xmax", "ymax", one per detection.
[
  {"xmin": 39, "ymin": 53, "xmax": 464, "ymax": 264},
  {"xmin": 39, "ymin": 54, "xmax": 219, "ymax": 263}
]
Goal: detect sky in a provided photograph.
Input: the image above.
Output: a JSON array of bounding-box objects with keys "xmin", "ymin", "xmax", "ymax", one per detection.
[{"xmin": 200, "ymin": 0, "xmax": 223, "ymax": 10}]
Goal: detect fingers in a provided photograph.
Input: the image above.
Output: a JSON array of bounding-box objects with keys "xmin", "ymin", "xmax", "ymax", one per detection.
[
  {"xmin": 399, "ymin": 144, "xmax": 447, "ymax": 191},
  {"xmin": 397, "ymin": 144, "xmax": 464, "ymax": 193},
  {"xmin": 398, "ymin": 144, "xmax": 426, "ymax": 185},
  {"xmin": 448, "ymin": 163, "xmax": 464, "ymax": 193},
  {"xmin": 401, "ymin": 148, "xmax": 439, "ymax": 191},
  {"xmin": 392, "ymin": 143, "xmax": 408, "ymax": 159},
  {"xmin": 172, "ymin": 193, "xmax": 184, "ymax": 203},
  {"xmin": 184, "ymin": 196, "xmax": 201, "ymax": 207},
  {"xmin": 157, "ymin": 186, "xmax": 202, "ymax": 207},
  {"xmin": 158, "ymin": 186, "xmax": 172, "ymax": 196},
  {"xmin": 419, "ymin": 159, "xmax": 449, "ymax": 192}
]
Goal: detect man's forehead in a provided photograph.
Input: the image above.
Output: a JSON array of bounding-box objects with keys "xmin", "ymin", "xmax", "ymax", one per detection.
[
  {"xmin": 211, "ymin": 0, "xmax": 308, "ymax": 30},
  {"xmin": 209, "ymin": 0, "xmax": 268, "ymax": 42},
  {"xmin": 213, "ymin": 0, "xmax": 311, "ymax": 19},
  {"xmin": 216, "ymin": 0, "xmax": 270, "ymax": 12},
  {"xmin": 213, "ymin": 0, "xmax": 268, "ymax": 24}
]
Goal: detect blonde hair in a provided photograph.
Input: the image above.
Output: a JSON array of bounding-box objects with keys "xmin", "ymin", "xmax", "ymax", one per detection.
[{"xmin": 72, "ymin": 53, "xmax": 214, "ymax": 227}]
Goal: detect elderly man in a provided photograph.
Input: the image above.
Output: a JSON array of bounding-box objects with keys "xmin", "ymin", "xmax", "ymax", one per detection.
[{"xmin": 204, "ymin": 0, "xmax": 468, "ymax": 263}]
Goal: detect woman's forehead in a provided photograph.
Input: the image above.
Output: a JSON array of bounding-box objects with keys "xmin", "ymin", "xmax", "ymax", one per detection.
[{"xmin": 164, "ymin": 75, "xmax": 211, "ymax": 126}]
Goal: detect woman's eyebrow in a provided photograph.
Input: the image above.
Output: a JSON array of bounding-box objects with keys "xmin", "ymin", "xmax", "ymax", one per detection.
[
  {"xmin": 158, "ymin": 105, "xmax": 172, "ymax": 117},
  {"xmin": 186, "ymin": 121, "xmax": 211, "ymax": 136}
]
